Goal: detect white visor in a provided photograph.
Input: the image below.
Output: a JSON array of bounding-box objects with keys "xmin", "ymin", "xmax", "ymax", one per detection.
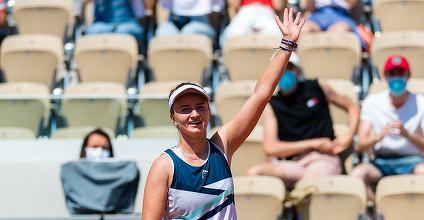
[{"xmin": 168, "ymin": 84, "xmax": 210, "ymax": 111}]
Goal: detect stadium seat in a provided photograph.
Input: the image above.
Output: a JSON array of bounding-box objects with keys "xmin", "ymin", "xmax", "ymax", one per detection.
[
  {"xmin": 74, "ymin": 34, "xmax": 138, "ymax": 87},
  {"xmin": 0, "ymin": 82, "xmax": 50, "ymax": 138},
  {"xmin": 60, "ymin": 82, "xmax": 128, "ymax": 134},
  {"xmin": 230, "ymin": 126, "xmax": 268, "ymax": 176},
  {"xmin": 0, "ymin": 34, "xmax": 64, "ymax": 91},
  {"xmin": 294, "ymin": 175, "xmax": 367, "ymax": 220},
  {"xmin": 297, "ymin": 32, "xmax": 362, "ymax": 80},
  {"xmin": 222, "ymin": 34, "xmax": 281, "ymax": 81},
  {"xmin": 368, "ymin": 78, "xmax": 424, "ymax": 95},
  {"xmin": 51, "ymin": 126, "xmax": 116, "ymax": 139},
  {"xmin": 214, "ymin": 80, "xmax": 274, "ymax": 125},
  {"xmin": 370, "ymin": 31, "xmax": 424, "ymax": 79},
  {"xmin": 373, "ymin": 0, "xmax": 424, "ymax": 32},
  {"xmin": 324, "ymin": 79, "xmax": 359, "ymax": 133},
  {"xmin": 147, "ymin": 35, "xmax": 213, "ymax": 84},
  {"xmin": 233, "ymin": 175, "xmax": 285, "ymax": 220},
  {"xmin": 13, "ymin": 0, "xmax": 75, "ymax": 40},
  {"xmin": 375, "ymin": 175, "xmax": 424, "ymax": 220}
]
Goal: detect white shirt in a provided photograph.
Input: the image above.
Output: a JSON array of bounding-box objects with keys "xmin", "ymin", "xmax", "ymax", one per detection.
[
  {"xmin": 160, "ymin": 0, "xmax": 225, "ymax": 16},
  {"xmin": 361, "ymin": 90, "xmax": 424, "ymax": 157}
]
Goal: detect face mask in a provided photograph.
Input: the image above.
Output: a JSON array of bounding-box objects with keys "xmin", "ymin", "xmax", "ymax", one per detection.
[
  {"xmin": 387, "ymin": 76, "xmax": 407, "ymax": 97},
  {"xmin": 85, "ymin": 147, "xmax": 110, "ymax": 160},
  {"xmin": 278, "ymin": 70, "xmax": 297, "ymax": 91}
]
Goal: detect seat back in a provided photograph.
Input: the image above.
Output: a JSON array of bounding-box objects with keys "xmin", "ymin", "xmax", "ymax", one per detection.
[
  {"xmin": 214, "ymin": 80, "xmax": 273, "ymax": 125},
  {"xmin": 147, "ymin": 35, "xmax": 212, "ymax": 84},
  {"xmin": 376, "ymin": 175, "xmax": 424, "ymax": 220},
  {"xmin": 297, "ymin": 32, "xmax": 362, "ymax": 80},
  {"xmin": 370, "ymin": 31, "xmax": 424, "ymax": 79},
  {"xmin": 233, "ymin": 175, "xmax": 285, "ymax": 220},
  {"xmin": 373, "ymin": 0, "xmax": 424, "ymax": 32},
  {"xmin": 138, "ymin": 81, "xmax": 180, "ymax": 127},
  {"xmin": 1, "ymin": 34, "xmax": 64, "ymax": 89},
  {"xmin": 0, "ymin": 82, "xmax": 50, "ymax": 137},
  {"xmin": 295, "ymin": 176, "xmax": 367, "ymax": 220},
  {"xmin": 325, "ymin": 79, "xmax": 359, "ymax": 125},
  {"xmin": 230, "ymin": 126, "xmax": 268, "ymax": 176},
  {"xmin": 61, "ymin": 82, "xmax": 127, "ymax": 131},
  {"xmin": 74, "ymin": 34, "xmax": 138, "ymax": 86},
  {"xmin": 222, "ymin": 34, "xmax": 281, "ymax": 81},
  {"xmin": 13, "ymin": 0, "xmax": 74, "ymax": 40}
]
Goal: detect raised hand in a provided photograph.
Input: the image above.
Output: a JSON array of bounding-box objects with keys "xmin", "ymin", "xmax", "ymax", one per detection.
[{"xmin": 274, "ymin": 8, "xmax": 305, "ymax": 43}]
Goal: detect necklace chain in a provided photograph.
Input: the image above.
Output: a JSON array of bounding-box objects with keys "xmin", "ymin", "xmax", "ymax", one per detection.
[{"xmin": 179, "ymin": 147, "xmax": 208, "ymax": 160}]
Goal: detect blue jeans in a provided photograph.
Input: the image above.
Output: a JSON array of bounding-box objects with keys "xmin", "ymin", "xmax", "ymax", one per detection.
[
  {"xmin": 371, "ymin": 156, "xmax": 424, "ymax": 177},
  {"xmin": 86, "ymin": 20, "xmax": 144, "ymax": 41},
  {"xmin": 155, "ymin": 14, "xmax": 215, "ymax": 40}
]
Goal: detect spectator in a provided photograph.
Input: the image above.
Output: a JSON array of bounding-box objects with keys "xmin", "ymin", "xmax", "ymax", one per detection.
[
  {"xmin": 150, "ymin": 0, "xmax": 225, "ymax": 40},
  {"xmin": 0, "ymin": 0, "xmax": 7, "ymax": 45},
  {"xmin": 220, "ymin": 0, "xmax": 285, "ymax": 47},
  {"xmin": 301, "ymin": 0, "xmax": 366, "ymax": 49},
  {"xmin": 79, "ymin": 128, "xmax": 114, "ymax": 159},
  {"xmin": 84, "ymin": 0, "xmax": 144, "ymax": 41},
  {"xmin": 349, "ymin": 55, "xmax": 424, "ymax": 201},
  {"xmin": 246, "ymin": 52, "xmax": 360, "ymax": 187}
]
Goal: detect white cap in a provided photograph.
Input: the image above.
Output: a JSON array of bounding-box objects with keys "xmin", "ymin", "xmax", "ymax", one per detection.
[{"xmin": 168, "ymin": 84, "xmax": 210, "ymax": 111}]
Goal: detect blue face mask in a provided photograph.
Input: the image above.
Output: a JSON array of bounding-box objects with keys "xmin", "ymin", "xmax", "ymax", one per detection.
[
  {"xmin": 278, "ymin": 70, "xmax": 297, "ymax": 91},
  {"xmin": 387, "ymin": 76, "xmax": 407, "ymax": 97}
]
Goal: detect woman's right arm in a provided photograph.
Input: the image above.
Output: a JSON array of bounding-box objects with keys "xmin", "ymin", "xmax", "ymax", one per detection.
[{"xmin": 142, "ymin": 154, "xmax": 173, "ymax": 220}]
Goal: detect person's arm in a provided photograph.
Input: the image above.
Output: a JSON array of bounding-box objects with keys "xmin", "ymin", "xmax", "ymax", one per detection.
[
  {"xmin": 143, "ymin": 0, "xmax": 157, "ymax": 13},
  {"xmin": 355, "ymin": 121, "xmax": 392, "ymax": 153},
  {"xmin": 318, "ymin": 79, "xmax": 360, "ymax": 154},
  {"xmin": 211, "ymin": 8, "xmax": 305, "ymax": 160},
  {"xmin": 262, "ymin": 103, "xmax": 333, "ymax": 157},
  {"xmin": 306, "ymin": 0, "xmax": 316, "ymax": 13},
  {"xmin": 272, "ymin": 0, "xmax": 285, "ymax": 13},
  {"xmin": 142, "ymin": 154, "xmax": 172, "ymax": 220},
  {"xmin": 227, "ymin": 0, "xmax": 242, "ymax": 10},
  {"xmin": 391, "ymin": 120, "xmax": 424, "ymax": 152},
  {"xmin": 343, "ymin": 0, "xmax": 358, "ymax": 10}
]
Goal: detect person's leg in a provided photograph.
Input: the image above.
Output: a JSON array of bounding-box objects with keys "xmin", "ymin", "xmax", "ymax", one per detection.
[
  {"xmin": 302, "ymin": 153, "xmax": 342, "ymax": 179},
  {"xmin": 246, "ymin": 160, "xmax": 304, "ymax": 188},
  {"xmin": 114, "ymin": 21, "xmax": 144, "ymax": 41},
  {"xmin": 220, "ymin": 6, "xmax": 254, "ymax": 48},
  {"xmin": 349, "ymin": 163, "xmax": 383, "ymax": 201},
  {"xmin": 412, "ymin": 162, "xmax": 424, "ymax": 174},
  {"xmin": 300, "ymin": 20, "xmax": 322, "ymax": 35},
  {"xmin": 326, "ymin": 21, "xmax": 352, "ymax": 32},
  {"xmin": 155, "ymin": 21, "xmax": 180, "ymax": 37},
  {"xmin": 85, "ymin": 21, "xmax": 114, "ymax": 35},
  {"xmin": 181, "ymin": 20, "xmax": 216, "ymax": 40}
]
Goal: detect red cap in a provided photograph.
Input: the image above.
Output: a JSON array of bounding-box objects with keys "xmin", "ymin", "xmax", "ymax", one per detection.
[{"xmin": 384, "ymin": 55, "xmax": 410, "ymax": 73}]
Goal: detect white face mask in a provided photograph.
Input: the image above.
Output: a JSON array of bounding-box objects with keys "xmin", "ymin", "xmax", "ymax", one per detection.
[{"xmin": 85, "ymin": 147, "xmax": 110, "ymax": 160}]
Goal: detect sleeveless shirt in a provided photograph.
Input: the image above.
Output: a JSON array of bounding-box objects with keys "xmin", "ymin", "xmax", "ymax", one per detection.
[
  {"xmin": 163, "ymin": 139, "xmax": 237, "ymax": 220},
  {"xmin": 269, "ymin": 80, "xmax": 335, "ymax": 142}
]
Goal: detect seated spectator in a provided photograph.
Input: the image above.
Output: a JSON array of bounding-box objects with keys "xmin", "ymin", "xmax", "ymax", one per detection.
[
  {"xmin": 301, "ymin": 0, "xmax": 366, "ymax": 49},
  {"xmin": 220, "ymin": 0, "xmax": 285, "ymax": 47},
  {"xmin": 151, "ymin": 0, "xmax": 225, "ymax": 40},
  {"xmin": 61, "ymin": 128, "xmax": 140, "ymax": 214},
  {"xmin": 349, "ymin": 55, "xmax": 424, "ymax": 201},
  {"xmin": 84, "ymin": 0, "xmax": 144, "ymax": 41},
  {"xmin": 246, "ymin": 52, "xmax": 360, "ymax": 187},
  {"xmin": 80, "ymin": 128, "xmax": 114, "ymax": 159}
]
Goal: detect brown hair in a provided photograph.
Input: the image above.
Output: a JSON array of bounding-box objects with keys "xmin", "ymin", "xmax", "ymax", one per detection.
[{"xmin": 79, "ymin": 128, "xmax": 114, "ymax": 158}]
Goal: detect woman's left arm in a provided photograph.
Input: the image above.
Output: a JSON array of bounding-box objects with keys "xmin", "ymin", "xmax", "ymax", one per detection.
[{"xmin": 211, "ymin": 8, "xmax": 305, "ymax": 159}]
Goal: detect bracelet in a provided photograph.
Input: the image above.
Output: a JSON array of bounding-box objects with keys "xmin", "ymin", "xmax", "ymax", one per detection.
[
  {"xmin": 273, "ymin": 44, "xmax": 293, "ymax": 52},
  {"xmin": 281, "ymin": 39, "xmax": 298, "ymax": 48}
]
